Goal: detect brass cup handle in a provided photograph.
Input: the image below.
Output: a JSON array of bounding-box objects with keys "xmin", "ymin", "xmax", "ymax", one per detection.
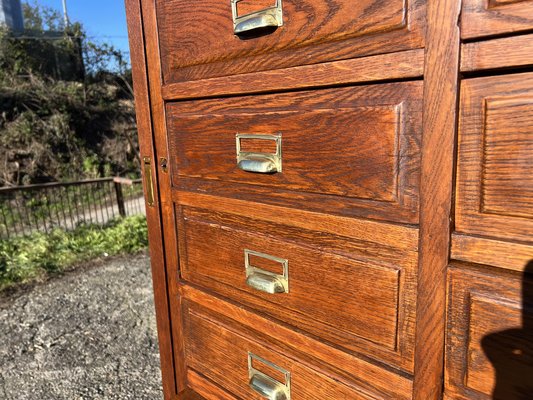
[
  {"xmin": 231, "ymin": 0, "xmax": 283, "ymax": 35},
  {"xmin": 244, "ymin": 249, "xmax": 289, "ymax": 294},
  {"xmin": 248, "ymin": 353, "xmax": 291, "ymax": 400},
  {"xmin": 249, "ymin": 374, "xmax": 289, "ymax": 400},
  {"xmin": 238, "ymin": 157, "xmax": 278, "ymax": 174},
  {"xmin": 236, "ymin": 133, "xmax": 282, "ymax": 174},
  {"xmin": 246, "ymin": 272, "xmax": 286, "ymax": 294}
]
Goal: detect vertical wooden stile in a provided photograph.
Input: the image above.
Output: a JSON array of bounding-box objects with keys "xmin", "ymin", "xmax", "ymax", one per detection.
[
  {"xmin": 125, "ymin": 1, "xmax": 177, "ymax": 399},
  {"xmin": 136, "ymin": 0, "xmax": 188, "ymax": 396},
  {"xmin": 414, "ymin": 0, "xmax": 462, "ymax": 399}
]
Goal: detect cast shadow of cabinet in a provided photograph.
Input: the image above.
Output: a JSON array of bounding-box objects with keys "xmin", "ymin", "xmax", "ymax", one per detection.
[{"xmin": 481, "ymin": 261, "xmax": 533, "ymax": 400}]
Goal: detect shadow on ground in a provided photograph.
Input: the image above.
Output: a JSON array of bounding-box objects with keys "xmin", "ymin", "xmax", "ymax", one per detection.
[{"xmin": 0, "ymin": 253, "xmax": 162, "ymax": 400}]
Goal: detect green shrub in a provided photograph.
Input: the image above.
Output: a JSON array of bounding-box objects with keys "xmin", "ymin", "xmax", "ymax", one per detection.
[
  {"xmin": 0, "ymin": 215, "xmax": 148, "ymax": 291},
  {"xmin": 0, "ymin": 2, "xmax": 139, "ymax": 187}
]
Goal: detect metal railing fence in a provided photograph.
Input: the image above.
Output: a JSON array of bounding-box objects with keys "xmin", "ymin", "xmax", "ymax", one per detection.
[{"xmin": 0, "ymin": 177, "xmax": 145, "ymax": 239}]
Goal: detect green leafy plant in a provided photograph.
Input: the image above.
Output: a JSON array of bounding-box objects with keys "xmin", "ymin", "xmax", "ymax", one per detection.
[
  {"xmin": 1, "ymin": 2, "xmax": 139, "ymax": 187},
  {"xmin": 0, "ymin": 215, "xmax": 148, "ymax": 291}
]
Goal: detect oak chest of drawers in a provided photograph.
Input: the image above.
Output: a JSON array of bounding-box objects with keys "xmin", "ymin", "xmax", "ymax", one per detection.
[{"xmin": 125, "ymin": 1, "xmax": 533, "ymax": 399}]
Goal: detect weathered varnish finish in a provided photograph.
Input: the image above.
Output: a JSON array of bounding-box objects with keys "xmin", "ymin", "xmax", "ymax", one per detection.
[
  {"xmin": 156, "ymin": 0, "xmax": 425, "ymax": 82},
  {"xmin": 461, "ymin": 34, "xmax": 533, "ymax": 72},
  {"xmin": 461, "ymin": 0, "xmax": 533, "ymax": 39},
  {"xmin": 178, "ymin": 206, "xmax": 418, "ymax": 371},
  {"xmin": 456, "ymin": 73, "xmax": 533, "ymax": 243},
  {"xmin": 167, "ymin": 83, "xmax": 423, "ymax": 224},
  {"xmin": 445, "ymin": 265, "xmax": 533, "ymax": 399},
  {"xmin": 125, "ymin": 0, "xmax": 533, "ymax": 398},
  {"xmin": 179, "ymin": 284, "xmax": 414, "ymax": 400},
  {"xmin": 184, "ymin": 300, "xmax": 380, "ymax": 400}
]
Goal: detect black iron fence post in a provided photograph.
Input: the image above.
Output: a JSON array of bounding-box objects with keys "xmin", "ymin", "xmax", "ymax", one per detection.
[
  {"xmin": 114, "ymin": 179, "xmax": 126, "ymax": 218},
  {"xmin": 0, "ymin": 177, "xmax": 144, "ymax": 239}
]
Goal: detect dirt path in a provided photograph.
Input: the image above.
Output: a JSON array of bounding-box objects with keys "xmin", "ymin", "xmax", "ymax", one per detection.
[{"xmin": 0, "ymin": 253, "xmax": 163, "ymax": 400}]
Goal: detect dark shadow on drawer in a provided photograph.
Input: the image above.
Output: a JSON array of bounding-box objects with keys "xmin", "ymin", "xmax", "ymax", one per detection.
[{"xmin": 481, "ymin": 260, "xmax": 533, "ymax": 400}]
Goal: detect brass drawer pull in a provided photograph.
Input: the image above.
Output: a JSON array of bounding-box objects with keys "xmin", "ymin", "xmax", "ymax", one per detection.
[
  {"xmin": 248, "ymin": 353, "xmax": 291, "ymax": 400},
  {"xmin": 245, "ymin": 249, "xmax": 289, "ymax": 294},
  {"xmin": 143, "ymin": 156, "xmax": 155, "ymax": 207},
  {"xmin": 236, "ymin": 133, "xmax": 282, "ymax": 174},
  {"xmin": 231, "ymin": 0, "xmax": 283, "ymax": 36}
]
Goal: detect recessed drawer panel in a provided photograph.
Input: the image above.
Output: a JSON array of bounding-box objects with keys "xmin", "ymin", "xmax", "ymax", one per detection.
[
  {"xmin": 461, "ymin": 0, "xmax": 533, "ymax": 39},
  {"xmin": 156, "ymin": 0, "xmax": 425, "ymax": 82},
  {"xmin": 456, "ymin": 73, "xmax": 533, "ymax": 243},
  {"xmin": 168, "ymin": 83, "xmax": 423, "ymax": 224},
  {"xmin": 445, "ymin": 265, "xmax": 533, "ymax": 399},
  {"xmin": 178, "ymin": 207, "xmax": 417, "ymax": 371},
  {"xmin": 183, "ymin": 299, "xmax": 381, "ymax": 400}
]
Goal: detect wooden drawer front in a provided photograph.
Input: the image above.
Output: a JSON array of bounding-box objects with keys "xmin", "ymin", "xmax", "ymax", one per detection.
[
  {"xmin": 445, "ymin": 266, "xmax": 533, "ymax": 399},
  {"xmin": 156, "ymin": 0, "xmax": 425, "ymax": 83},
  {"xmin": 178, "ymin": 207, "xmax": 416, "ymax": 371},
  {"xmin": 456, "ymin": 73, "xmax": 533, "ymax": 243},
  {"xmin": 183, "ymin": 300, "xmax": 378, "ymax": 400},
  {"xmin": 461, "ymin": 0, "xmax": 533, "ymax": 39},
  {"xmin": 168, "ymin": 83, "xmax": 423, "ymax": 224}
]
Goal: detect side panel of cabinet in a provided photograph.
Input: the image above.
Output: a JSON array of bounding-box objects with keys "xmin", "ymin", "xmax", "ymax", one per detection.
[
  {"xmin": 125, "ymin": 0, "xmax": 177, "ymax": 399},
  {"xmin": 445, "ymin": 265, "xmax": 533, "ymax": 400},
  {"xmin": 456, "ymin": 73, "xmax": 533, "ymax": 244},
  {"xmin": 461, "ymin": 0, "xmax": 533, "ymax": 39}
]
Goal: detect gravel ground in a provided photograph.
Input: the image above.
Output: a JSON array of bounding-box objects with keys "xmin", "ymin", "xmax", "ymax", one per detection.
[{"xmin": 0, "ymin": 253, "xmax": 163, "ymax": 400}]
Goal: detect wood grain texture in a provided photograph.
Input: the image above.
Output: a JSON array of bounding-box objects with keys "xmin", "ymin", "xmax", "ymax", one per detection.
[
  {"xmin": 489, "ymin": 0, "xmax": 526, "ymax": 5},
  {"xmin": 167, "ymin": 82, "xmax": 423, "ymax": 224},
  {"xmin": 180, "ymin": 289, "xmax": 414, "ymax": 400},
  {"xmin": 461, "ymin": 34, "xmax": 533, "ymax": 72},
  {"xmin": 183, "ymin": 303, "xmax": 379, "ymax": 400},
  {"xmin": 124, "ymin": 1, "xmax": 177, "ymax": 399},
  {"xmin": 461, "ymin": 0, "xmax": 533, "ymax": 39},
  {"xmin": 155, "ymin": 0, "xmax": 425, "ymax": 82},
  {"xmin": 175, "ymin": 388, "xmax": 208, "ymax": 400},
  {"xmin": 128, "ymin": 0, "xmax": 533, "ymax": 396},
  {"xmin": 413, "ymin": 0, "xmax": 462, "ymax": 398},
  {"xmin": 174, "ymin": 191, "xmax": 419, "ymax": 252},
  {"xmin": 173, "ymin": 107, "xmax": 401, "ymax": 201},
  {"xmin": 481, "ymin": 99, "xmax": 533, "ymax": 217},
  {"xmin": 451, "ymin": 233, "xmax": 533, "ymax": 272},
  {"xmin": 161, "ymin": 49, "xmax": 425, "ymax": 101},
  {"xmin": 445, "ymin": 265, "xmax": 533, "ymax": 399},
  {"xmin": 456, "ymin": 72, "xmax": 533, "ymax": 243},
  {"xmin": 178, "ymin": 206, "xmax": 417, "ymax": 371},
  {"xmin": 138, "ymin": 0, "xmax": 188, "ymax": 395},
  {"xmin": 186, "ymin": 370, "xmax": 236, "ymax": 400}
]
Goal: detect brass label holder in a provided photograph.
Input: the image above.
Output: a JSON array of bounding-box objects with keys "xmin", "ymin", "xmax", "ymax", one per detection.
[
  {"xmin": 231, "ymin": 0, "xmax": 283, "ymax": 35},
  {"xmin": 236, "ymin": 133, "xmax": 282, "ymax": 174},
  {"xmin": 248, "ymin": 352, "xmax": 291, "ymax": 400},
  {"xmin": 245, "ymin": 249, "xmax": 289, "ymax": 294}
]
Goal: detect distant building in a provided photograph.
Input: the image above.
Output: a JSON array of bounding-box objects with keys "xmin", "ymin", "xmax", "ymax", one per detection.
[{"xmin": 0, "ymin": 0, "xmax": 24, "ymax": 31}]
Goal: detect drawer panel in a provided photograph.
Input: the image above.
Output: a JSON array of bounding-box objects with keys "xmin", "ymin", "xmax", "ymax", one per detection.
[
  {"xmin": 461, "ymin": 0, "xmax": 533, "ymax": 39},
  {"xmin": 456, "ymin": 73, "xmax": 533, "ymax": 243},
  {"xmin": 445, "ymin": 265, "xmax": 533, "ymax": 399},
  {"xmin": 156, "ymin": 0, "xmax": 425, "ymax": 82},
  {"xmin": 183, "ymin": 299, "xmax": 379, "ymax": 400},
  {"xmin": 178, "ymin": 206, "xmax": 417, "ymax": 371},
  {"xmin": 168, "ymin": 83, "xmax": 423, "ymax": 224}
]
